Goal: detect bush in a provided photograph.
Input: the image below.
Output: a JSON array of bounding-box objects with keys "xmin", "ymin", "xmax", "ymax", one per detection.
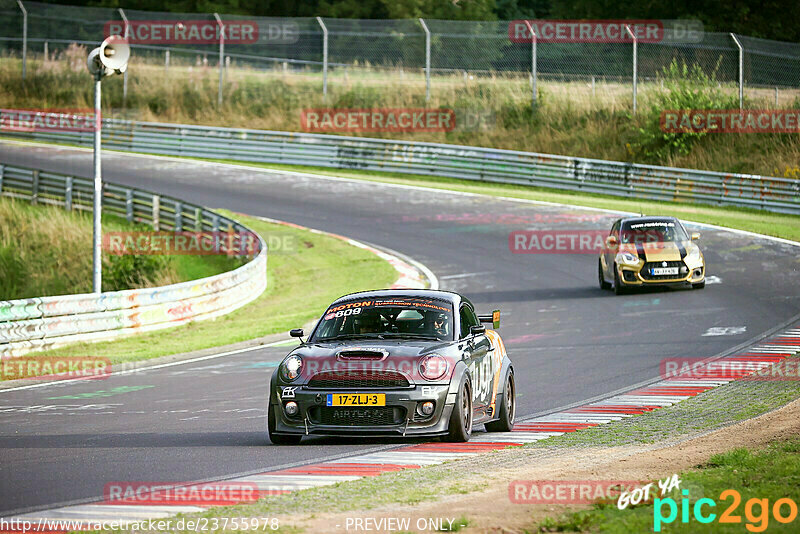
[{"xmin": 632, "ymin": 59, "xmax": 739, "ymax": 162}]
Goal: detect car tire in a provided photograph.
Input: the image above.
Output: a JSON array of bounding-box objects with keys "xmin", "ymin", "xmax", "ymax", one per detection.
[
  {"xmin": 268, "ymin": 402, "xmax": 302, "ymax": 445},
  {"xmin": 598, "ymin": 260, "xmax": 611, "ymax": 290},
  {"xmin": 446, "ymin": 376, "xmax": 473, "ymax": 442},
  {"xmin": 485, "ymin": 369, "xmax": 515, "ymax": 432},
  {"xmin": 692, "ymin": 280, "xmax": 706, "ymax": 289},
  {"xmin": 613, "ymin": 264, "xmax": 627, "ymax": 296}
]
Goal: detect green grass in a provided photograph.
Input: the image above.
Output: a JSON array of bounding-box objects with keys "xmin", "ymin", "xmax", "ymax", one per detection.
[
  {"xmin": 535, "ymin": 437, "xmax": 800, "ymax": 533},
  {"xmin": 2, "ymin": 56, "xmax": 799, "ymax": 179},
  {"xmin": 0, "ymin": 197, "xmax": 238, "ymax": 300},
  {"xmin": 11, "ymin": 209, "xmax": 397, "ymax": 367},
  {"xmin": 201, "ymin": 159, "xmax": 800, "ymax": 243}
]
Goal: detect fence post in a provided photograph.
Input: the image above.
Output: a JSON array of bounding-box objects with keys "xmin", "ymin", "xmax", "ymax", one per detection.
[
  {"xmin": 31, "ymin": 169, "xmax": 39, "ymax": 205},
  {"xmin": 65, "ymin": 176, "xmax": 72, "ymax": 210},
  {"xmin": 523, "ymin": 21, "xmax": 537, "ymax": 107},
  {"xmin": 118, "ymin": 8, "xmax": 130, "ymax": 104},
  {"xmin": 214, "ymin": 13, "xmax": 225, "ymax": 106},
  {"xmin": 316, "ymin": 17, "xmax": 328, "ymax": 97},
  {"xmin": 43, "ymin": 41, "xmax": 48, "ymax": 61},
  {"xmin": 774, "ymin": 87, "xmax": 778, "ymax": 107},
  {"xmin": 625, "ymin": 25, "xmax": 637, "ymax": 115},
  {"xmin": 730, "ymin": 33, "xmax": 744, "ymax": 109},
  {"xmin": 419, "ymin": 18, "xmax": 431, "ymax": 102},
  {"xmin": 17, "ymin": 0, "xmax": 27, "ymax": 82},
  {"xmin": 165, "ymin": 50, "xmax": 169, "ymax": 70}
]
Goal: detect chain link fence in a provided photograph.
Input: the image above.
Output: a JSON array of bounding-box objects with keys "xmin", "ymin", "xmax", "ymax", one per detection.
[{"xmin": 1, "ymin": 0, "xmax": 799, "ymax": 109}]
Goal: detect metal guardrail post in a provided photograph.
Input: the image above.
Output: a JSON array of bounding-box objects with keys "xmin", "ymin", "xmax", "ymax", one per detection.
[
  {"xmin": 65, "ymin": 176, "xmax": 72, "ymax": 210},
  {"xmin": 316, "ymin": 17, "xmax": 328, "ymax": 97},
  {"xmin": 17, "ymin": 0, "xmax": 27, "ymax": 82},
  {"xmin": 31, "ymin": 169, "xmax": 39, "ymax": 205},
  {"xmin": 214, "ymin": 13, "xmax": 225, "ymax": 106},
  {"xmin": 118, "ymin": 8, "xmax": 130, "ymax": 104},
  {"xmin": 175, "ymin": 201, "xmax": 183, "ymax": 231},
  {"xmin": 625, "ymin": 25, "xmax": 637, "ymax": 115},
  {"xmin": 523, "ymin": 21, "xmax": 537, "ymax": 107},
  {"xmin": 419, "ymin": 18, "xmax": 431, "ymax": 102},
  {"xmin": 125, "ymin": 189, "xmax": 133, "ymax": 222},
  {"xmin": 731, "ymin": 33, "xmax": 744, "ymax": 109},
  {"xmin": 0, "ymin": 164, "xmax": 4, "ymax": 193},
  {"xmin": 152, "ymin": 194, "xmax": 160, "ymax": 230}
]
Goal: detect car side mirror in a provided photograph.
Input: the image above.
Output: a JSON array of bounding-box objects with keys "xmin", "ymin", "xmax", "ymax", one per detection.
[
  {"xmin": 290, "ymin": 328, "xmax": 304, "ymax": 338},
  {"xmin": 605, "ymin": 235, "xmax": 619, "ymax": 249},
  {"xmin": 691, "ymin": 232, "xmax": 701, "ymax": 241},
  {"xmin": 470, "ymin": 325, "xmax": 486, "ymax": 335}
]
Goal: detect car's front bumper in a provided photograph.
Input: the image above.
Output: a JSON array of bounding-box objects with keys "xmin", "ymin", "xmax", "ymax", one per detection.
[
  {"xmin": 618, "ymin": 262, "xmax": 705, "ymax": 286},
  {"xmin": 271, "ymin": 384, "xmax": 454, "ymax": 437}
]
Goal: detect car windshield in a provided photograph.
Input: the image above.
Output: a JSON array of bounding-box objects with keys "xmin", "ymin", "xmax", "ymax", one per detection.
[
  {"xmin": 620, "ymin": 220, "xmax": 688, "ymax": 243},
  {"xmin": 312, "ymin": 297, "xmax": 455, "ymax": 341}
]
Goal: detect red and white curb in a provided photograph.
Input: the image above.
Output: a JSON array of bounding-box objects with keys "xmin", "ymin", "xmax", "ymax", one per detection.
[{"xmin": 4, "ymin": 326, "xmax": 798, "ymax": 528}]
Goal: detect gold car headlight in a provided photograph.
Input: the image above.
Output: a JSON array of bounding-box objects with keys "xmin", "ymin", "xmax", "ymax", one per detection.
[{"xmin": 615, "ymin": 252, "xmax": 641, "ymax": 266}]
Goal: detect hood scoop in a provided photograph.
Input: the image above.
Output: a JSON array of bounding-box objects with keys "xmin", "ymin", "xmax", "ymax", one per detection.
[{"xmin": 337, "ymin": 348, "xmax": 388, "ymax": 360}]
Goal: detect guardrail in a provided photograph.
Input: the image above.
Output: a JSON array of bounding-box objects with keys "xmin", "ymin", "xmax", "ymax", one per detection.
[
  {"xmin": 0, "ymin": 162, "xmax": 267, "ymax": 359},
  {"xmin": 2, "ymin": 119, "xmax": 798, "ymax": 214}
]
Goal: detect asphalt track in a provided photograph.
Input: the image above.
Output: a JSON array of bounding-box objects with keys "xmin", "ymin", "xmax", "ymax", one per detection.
[{"xmin": 1, "ymin": 142, "xmax": 799, "ymax": 516}]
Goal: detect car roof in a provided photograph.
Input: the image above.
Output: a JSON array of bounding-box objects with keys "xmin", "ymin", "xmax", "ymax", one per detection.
[{"xmin": 331, "ymin": 289, "xmax": 463, "ymax": 307}]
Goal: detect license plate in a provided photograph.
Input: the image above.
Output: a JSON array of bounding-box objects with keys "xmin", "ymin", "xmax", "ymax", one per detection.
[
  {"xmin": 326, "ymin": 393, "xmax": 385, "ymax": 407},
  {"xmin": 651, "ymin": 267, "xmax": 679, "ymax": 276}
]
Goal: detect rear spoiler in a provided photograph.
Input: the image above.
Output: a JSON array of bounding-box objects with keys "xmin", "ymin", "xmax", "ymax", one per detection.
[{"xmin": 477, "ymin": 309, "xmax": 501, "ymax": 329}]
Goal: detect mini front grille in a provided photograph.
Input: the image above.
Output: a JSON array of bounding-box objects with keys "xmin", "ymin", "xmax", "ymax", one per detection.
[
  {"xmin": 310, "ymin": 406, "xmax": 405, "ymax": 426},
  {"xmin": 640, "ymin": 261, "xmax": 687, "ymax": 280},
  {"xmin": 307, "ymin": 370, "xmax": 410, "ymax": 389}
]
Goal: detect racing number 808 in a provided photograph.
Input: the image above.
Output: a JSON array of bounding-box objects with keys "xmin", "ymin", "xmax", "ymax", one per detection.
[{"xmin": 335, "ymin": 308, "xmax": 361, "ymax": 318}]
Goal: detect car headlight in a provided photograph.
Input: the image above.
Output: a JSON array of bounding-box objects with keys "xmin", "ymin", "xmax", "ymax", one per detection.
[
  {"xmin": 419, "ymin": 354, "xmax": 448, "ymax": 381},
  {"xmin": 615, "ymin": 251, "xmax": 641, "ymax": 266},
  {"xmin": 279, "ymin": 354, "xmax": 303, "ymax": 382}
]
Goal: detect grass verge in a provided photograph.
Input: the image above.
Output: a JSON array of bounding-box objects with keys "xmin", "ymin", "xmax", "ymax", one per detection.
[
  {"xmin": 0, "ymin": 196, "xmax": 238, "ymax": 300},
  {"xmin": 4, "ymin": 209, "xmax": 397, "ymax": 369},
  {"xmin": 537, "ymin": 437, "xmax": 800, "ymax": 533}
]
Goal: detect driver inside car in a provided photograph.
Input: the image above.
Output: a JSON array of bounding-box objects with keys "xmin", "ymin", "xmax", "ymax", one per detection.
[{"xmin": 431, "ymin": 312, "xmax": 450, "ymax": 338}]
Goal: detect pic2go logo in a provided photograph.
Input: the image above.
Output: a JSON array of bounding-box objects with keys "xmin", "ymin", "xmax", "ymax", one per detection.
[{"xmin": 653, "ymin": 489, "xmax": 798, "ymax": 532}]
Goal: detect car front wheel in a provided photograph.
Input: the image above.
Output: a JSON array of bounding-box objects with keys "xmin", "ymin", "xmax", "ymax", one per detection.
[
  {"xmin": 613, "ymin": 264, "xmax": 627, "ymax": 295},
  {"xmin": 446, "ymin": 377, "xmax": 473, "ymax": 442},
  {"xmin": 598, "ymin": 260, "xmax": 611, "ymax": 290}
]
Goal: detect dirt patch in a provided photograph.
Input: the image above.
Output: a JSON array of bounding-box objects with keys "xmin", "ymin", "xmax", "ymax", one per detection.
[{"xmin": 277, "ymin": 396, "xmax": 800, "ymax": 533}]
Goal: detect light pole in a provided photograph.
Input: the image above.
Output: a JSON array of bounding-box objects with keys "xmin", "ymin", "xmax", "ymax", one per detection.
[{"xmin": 86, "ymin": 35, "xmax": 129, "ymax": 293}]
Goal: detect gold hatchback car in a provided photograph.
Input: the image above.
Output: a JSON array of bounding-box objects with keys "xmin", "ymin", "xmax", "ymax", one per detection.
[{"xmin": 599, "ymin": 216, "xmax": 705, "ymax": 295}]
